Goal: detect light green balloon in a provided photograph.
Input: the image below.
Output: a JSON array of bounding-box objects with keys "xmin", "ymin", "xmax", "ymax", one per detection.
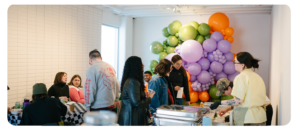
[
  {"xmin": 149, "ymin": 60, "xmax": 158, "ymax": 69},
  {"xmin": 166, "ymin": 46, "xmax": 175, "ymax": 54},
  {"xmin": 167, "ymin": 36, "xmax": 178, "ymax": 47},
  {"xmin": 198, "ymin": 23, "xmax": 210, "ymax": 36},
  {"xmin": 158, "ymin": 52, "xmax": 168, "ymax": 61},
  {"xmin": 162, "ymin": 27, "xmax": 170, "ymax": 37},
  {"xmin": 167, "ymin": 20, "xmax": 182, "ymax": 35},
  {"xmin": 195, "ymin": 35, "xmax": 205, "ymax": 44},
  {"xmin": 150, "ymin": 41, "xmax": 163, "ymax": 54},
  {"xmin": 204, "ymin": 34, "xmax": 211, "ymax": 40},
  {"xmin": 179, "ymin": 25, "xmax": 197, "ymax": 41},
  {"xmin": 175, "ymin": 33, "xmax": 179, "ymax": 38},
  {"xmin": 189, "ymin": 21, "xmax": 199, "ymax": 30}
]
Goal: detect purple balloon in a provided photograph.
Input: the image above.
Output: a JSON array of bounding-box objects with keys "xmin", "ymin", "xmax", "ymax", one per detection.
[
  {"xmin": 197, "ymin": 71, "xmax": 211, "ymax": 84},
  {"xmin": 190, "ymin": 75, "xmax": 197, "ymax": 82},
  {"xmin": 223, "ymin": 61, "xmax": 236, "ymax": 75},
  {"xmin": 217, "ymin": 40, "xmax": 231, "ymax": 53},
  {"xmin": 180, "ymin": 40, "xmax": 203, "ymax": 63},
  {"xmin": 211, "ymin": 31, "xmax": 223, "ymax": 42},
  {"xmin": 210, "ymin": 61, "xmax": 223, "ymax": 73},
  {"xmin": 215, "ymin": 72, "xmax": 228, "ymax": 81},
  {"xmin": 165, "ymin": 53, "xmax": 178, "ymax": 61},
  {"xmin": 197, "ymin": 58, "xmax": 210, "ymax": 71},
  {"xmin": 224, "ymin": 52, "xmax": 234, "ymax": 61},
  {"xmin": 207, "ymin": 52, "xmax": 215, "ymax": 62},
  {"xmin": 187, "ymin": 63, "xmax": 202, "ymax": 76},
  {"xmin": 228, "ymin": 71, "xmax": 240, "ymax": 81},
  {"xmin": 203, "ymin": 39, "xmax": 217, "ymax": 52}
]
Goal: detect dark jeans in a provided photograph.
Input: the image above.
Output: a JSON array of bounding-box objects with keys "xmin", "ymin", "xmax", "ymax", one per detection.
[
  {"xmin": 266, "ymin": 104, "xmax": 273, "ymax": 126},
  {"xmin": 175, "ymin": 98, "xmax": 183, "ymax": 105}
]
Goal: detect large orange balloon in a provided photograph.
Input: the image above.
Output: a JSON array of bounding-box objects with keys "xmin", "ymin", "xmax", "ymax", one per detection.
[
  {"xmin": 232, "ymin": 53, "xmax": 236, "ymax": 62},
  {"xmin": 225, "ymin": 27, "xmax": 234, "ymax": 36},
  {"xmin": 199, "ymin": 91, "xmax": 210, "ymax": 102},
  {"xmin": 208, "ymin": 12, "xmax": 229, "ymax": 32},
  {"xmin": 186, "ymin": 71, "xmax": 191, "ymax": 81},
  {"xmin": 190, "ymin": 91, "xmax": 199, "ymax": 103},
  {"xmin": 227, "ymin": 36, "xmax": 234, "ymax": 43}
]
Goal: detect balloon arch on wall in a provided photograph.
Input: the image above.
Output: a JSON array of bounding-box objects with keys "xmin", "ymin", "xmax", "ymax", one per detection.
[{"xmin": 148, "ymin": 12, "xmax": 239, "ymax": 104}]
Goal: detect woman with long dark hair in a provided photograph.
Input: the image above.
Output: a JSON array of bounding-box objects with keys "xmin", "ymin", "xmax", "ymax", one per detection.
[
  {"xmin": 48, "ymin": 72, "xmax": 69, "ymax": 102},
  {"xmin": 148, "ymin": 59, "xmax": 175, "ymax": 115},
  {"xmin": 117, "ymin": 56, "xmax": 155, "ymax": 126},
  {"xmin": 210, "ymin": 52, "xmax": 267, "ymax": 126},
  {"xmin": 169, "ymin": 55, "xmax": 190, "ymax": 106}
]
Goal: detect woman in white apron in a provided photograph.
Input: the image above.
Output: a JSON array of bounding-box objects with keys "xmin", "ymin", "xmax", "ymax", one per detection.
[{"xmin": 210, "ymin": 52, "xmax": 267, "ymax": 126}]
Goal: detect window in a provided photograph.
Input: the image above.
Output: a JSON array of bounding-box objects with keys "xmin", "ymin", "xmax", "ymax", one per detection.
[{"xmin": 101, "ymin": 24, "xmax": 119, "ymax": 79}]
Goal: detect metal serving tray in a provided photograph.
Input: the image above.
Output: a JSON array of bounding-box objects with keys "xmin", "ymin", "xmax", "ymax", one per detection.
[
  {"xmin": 156, "ymin": 105, "xmax": 206, "ymax": 118},
  {"xmin": 153, "ymin": 117, "xmax": 201, "ymax": 126}
]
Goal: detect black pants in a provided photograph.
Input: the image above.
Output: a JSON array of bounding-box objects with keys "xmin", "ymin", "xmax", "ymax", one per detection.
[{"xmin": 266, "ymin": 104, "xmax": 273, "ymax": 126}]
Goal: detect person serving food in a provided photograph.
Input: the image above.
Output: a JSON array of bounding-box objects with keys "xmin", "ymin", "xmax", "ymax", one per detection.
[{"xmin": 209, "ymin": 52, "xmax": 267, "ymax": 126}]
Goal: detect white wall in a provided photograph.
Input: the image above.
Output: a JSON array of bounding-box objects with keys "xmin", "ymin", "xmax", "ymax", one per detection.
[
  {"xmin": 7, "ymin": 5, "xmax": 103, "ymax": 107},
  {"xmin": 132, "ymin": 14, "xmax": 271, "ymax": 96},
  {"xmin": 118, "ymin": 16, "xmax": 133, "ymax": 82},
  {"xmin": 102, "ymin": 11, "xmax": 121, "ymax": 27},
  {"xmin": 270, "ymin": 5, "xmax": 291, "ymax": 125}
]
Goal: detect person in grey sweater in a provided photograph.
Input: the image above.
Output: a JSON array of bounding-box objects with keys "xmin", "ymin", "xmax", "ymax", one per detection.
[{"xmin": 85, "ymin": 49, "xmax": 120, "ymax": 111}]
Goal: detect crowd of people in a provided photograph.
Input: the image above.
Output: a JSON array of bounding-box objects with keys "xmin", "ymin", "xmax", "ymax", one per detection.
[{"xmin": 10, "ymin": 49, "xmax": 272, "ymax": 126}]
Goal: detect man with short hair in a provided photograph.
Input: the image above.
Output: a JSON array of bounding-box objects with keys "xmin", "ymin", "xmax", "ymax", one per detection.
[
  {"xmin": 144, "ymin": 71, "xmax": 152, "ymax": 83},
  {"xmin": 84, "ymin": 49, "xmax": 120, "ymax": 111}
]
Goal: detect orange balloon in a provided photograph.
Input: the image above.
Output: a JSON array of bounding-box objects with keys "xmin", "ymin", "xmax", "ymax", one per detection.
[
  {"xmin": 208, "ymin": 12, "xmax": 230, "ymax": 32},
  {"xmin": 232, "ymin": 53, "xmax": 236, "ymax": 62},
  {"xmin": 144, "ymin": 83, "xmax": 148, "ymax": 93},
  {"xmin": 188, "ymin": 81, "xmax": 193, "ymax": 93},
  {"xmin": 227, "ymin": 36, "xmax": 234, "ymax": 43},
  {"xmin": 199, "ymin": 91, "xmax": 210, "ymax": 102},
  {"xmin": 186, "ymin": 71, "xmax": 191, "ymax": 81},
  {"xmin": 224, "ymin": 35, "xmax": 228, "ymax": 40},
  {"xmin": 225, "ymin": 27, "xmax": 234, "ymax": 36},
  {"xmin": 183, "ymin": 92, "xmax": 186, "ymax": 99},
  {"xmin": 189, "ymin": 91, "xmax": 199, "ymax": 103},
  {"xmin": 221, "ymin": 29, "xmax": 226, "ymax": 36}
]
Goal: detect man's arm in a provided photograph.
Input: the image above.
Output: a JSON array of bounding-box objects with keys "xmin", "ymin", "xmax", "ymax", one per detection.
[
  {"xmin": 221, "ymin": 96, "xmax": 243, "ymax": 106},
  {"xmin": 84, "ymin": 67, "xmax": 97, "ymax": 111}
]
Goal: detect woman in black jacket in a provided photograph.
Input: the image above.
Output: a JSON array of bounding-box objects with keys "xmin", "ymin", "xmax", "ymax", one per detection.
[
  {"xmin": 48, "ymin": 72, "xmax": 69, "ymax": 102},
  {"xmin": 118, "ymin": 56, "xmax": 155, "ymax": 125},
  {"xmin": 20, "ymin": 83, "xmax": 67, "ymax": 125},
  {"xmin": 169, "ymin": 55, "xmax": 191, "ymax": 106}
]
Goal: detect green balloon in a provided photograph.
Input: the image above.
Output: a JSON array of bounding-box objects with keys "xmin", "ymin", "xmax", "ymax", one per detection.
[
  {"xmin": 149, "ymin": 60, "xmax": 158, "ymax": 69},
  {"xmin": 167, "ymin": 20, "xmax": 182, "ymax": 35},
  {"xmin": 179, "ymin": 25, "xmax": 197, "ymax": 41},
  {"xmin": 158, "ymin": 52, "xmax": 168, "ymax": 61},
  {"xmin": 175, "ymin": 33, "xmax": 179, "ymax": 38},
  {"xmin": 150, "ymin": 41, "xmax": 163, "ymax": 54},
  {"xmin": 166, "ymin": 46, "xmax": 175, "ymax": 54},
  {"xmin": 167, "ymin": 36, "xmax": 178, "ymax": 47},
  {"xmin": 204, "ymin": 34, "xmax": 211, "ymax": 40},
  {"xmin": 198, "ymin": 23, "xmax": 210, "ymax": 36},
  {"xmin": 195, "ymin": 35, "xmax": 205, "ymax": 44},
  {"xmin": 162, "ymin": 27, "xmax": 170, "ymax": 37},
  {"xmin": 163, "ymin": 39, "xmax": 167, "ymax": 45},
  {"xmin": 221, "ymin": 95, "xmax": 234, "ymax": 100},
  {"xmin": 189, "ymin": 21, "xmax": 199, "ymax": 30},
  {"xmin": 209, "ymin": 85, "xmax": 220, "ymax": 100}
]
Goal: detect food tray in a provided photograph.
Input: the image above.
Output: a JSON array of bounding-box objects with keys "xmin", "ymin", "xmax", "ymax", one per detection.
[
  {"xmin": 156, "ymin": 105, "xmax": 201, "ymax": 118},
  {"xmin": 153, "ymin": 117, "xmax": 201, "ymax": 126}
]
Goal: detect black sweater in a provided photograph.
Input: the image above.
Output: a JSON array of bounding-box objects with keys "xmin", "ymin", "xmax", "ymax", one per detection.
[
  {"xmin": 48, "ymin": 83, "xmax": 69, "ymax": 99},
  {"xmin": 169, "ymin": 66, "xmax": 191, "ymax": 101},
  {"xmin": 20, "ymin": 98, "xmax": 67, "ymax": 125}
]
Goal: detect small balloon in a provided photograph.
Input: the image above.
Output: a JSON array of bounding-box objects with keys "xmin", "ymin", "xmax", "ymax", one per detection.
[
  {"xmin": 197, "ymin": 58, "xmax": 210, "ymax": 71},
  {"xmin": 210, "ymin": 61, "xmax": 223, "ymax": 74},
  {"xmin": 211, "ymin": 31, "xmax": 224, "ymax": 42},
  {"xmin": 217, "ymin": 40, "xmax": 231, "ymax": 53},
  {"xmin": 225, "ymin": 27, "xmax": 234, "ymax": 36},
  {"xmin": 227, "ymin": 36, "xmax": 234, "ymax": 43},
  {"xmin": 150, "ymin": 41, "xmax": 163, "ymax": 54}
]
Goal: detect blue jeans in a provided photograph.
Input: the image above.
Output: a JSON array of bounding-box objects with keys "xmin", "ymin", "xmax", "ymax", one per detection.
[{"xmin": 175, "ymin": 98, "xmax": 183, "ymax": 105}]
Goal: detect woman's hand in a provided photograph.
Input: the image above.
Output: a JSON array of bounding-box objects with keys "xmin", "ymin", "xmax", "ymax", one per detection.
[
  {"xmin": 186, "ymin": 101, "xmax": 190, "ymax": 106},
  {"xmin": 174, "ymin": 86, "xmax": 181, "ymax": 91},
  {"xmin": 59, "ymin": 96, "xmax": 68, "ymax": 102}
]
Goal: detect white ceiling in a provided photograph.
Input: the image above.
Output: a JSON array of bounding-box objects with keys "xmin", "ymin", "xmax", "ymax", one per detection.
[{"xmin": 94, "ymin": 5, "xmax": 273, "ymax": 18}]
